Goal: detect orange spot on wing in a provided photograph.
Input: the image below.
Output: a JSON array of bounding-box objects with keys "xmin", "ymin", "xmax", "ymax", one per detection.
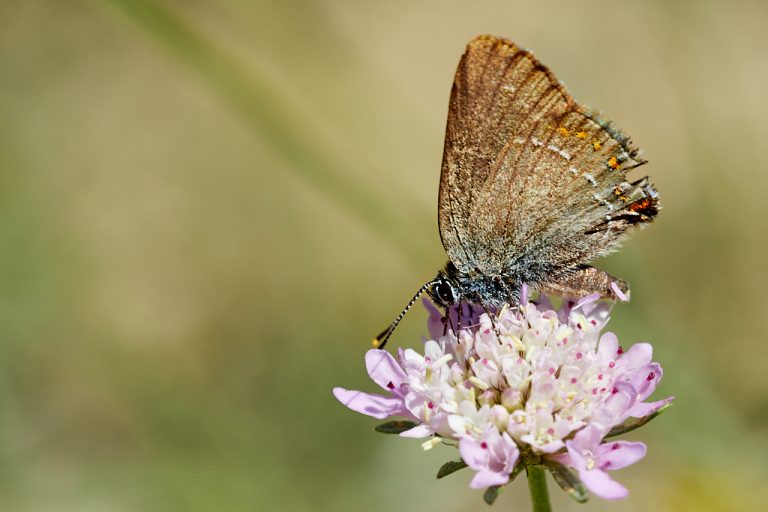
[
  {"xmin": 627, "ymin": 197, "xmax": 658, "ymax": 221},
  {"xmin": 592, "ymin": 141, "xmax": 602, "ymax": 151},
  {"xmin": 629, "ymin": 198, "xmax": 653, "ymax": 213},
  {"xmin": 576, "ymin": 131, "xmax": 587, "ymax": 139},
  {"xmin": 608, "ymin": 156, "xmax": 619, "ymax": 169},
  {"xmin": 557, "ymin": 127, "xmax": 570, "ymax": 136}
]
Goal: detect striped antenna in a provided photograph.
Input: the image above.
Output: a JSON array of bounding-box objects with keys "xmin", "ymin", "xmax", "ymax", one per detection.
[{"xmin": 372, "ymin": 281, "xmax": 438, "ymax": 349}]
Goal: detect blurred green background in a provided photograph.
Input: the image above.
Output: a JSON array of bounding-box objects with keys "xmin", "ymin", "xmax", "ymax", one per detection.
[{"xmin": 2, "ymin": 0, "xmax": 767, "ymax": 510}]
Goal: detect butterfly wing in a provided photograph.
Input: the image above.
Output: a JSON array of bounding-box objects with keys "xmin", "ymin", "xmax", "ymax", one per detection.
[
  {"xmin": 438, "ymin": 35, "xmax": 572, "ymax": 273},
  {"xmin": 438, "ymin": 35, "xmax": 658, "ymax": 283},
  {"xmin": 535, "ymin": 265, "xmax": 629, "ymax": 300}
]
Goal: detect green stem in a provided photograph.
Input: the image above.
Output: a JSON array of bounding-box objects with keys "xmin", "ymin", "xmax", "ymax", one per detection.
[{"xmin": 527, "ymin": 465, "xmax": 552, "ymax": 512}]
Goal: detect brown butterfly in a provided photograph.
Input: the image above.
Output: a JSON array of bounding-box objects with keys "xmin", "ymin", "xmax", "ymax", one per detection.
[{"xmin": 375, "ymin": 35, "xmax": 659, "ymax": 347}]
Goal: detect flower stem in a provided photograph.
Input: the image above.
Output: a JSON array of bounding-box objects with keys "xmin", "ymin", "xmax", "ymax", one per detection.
[{"xmin": 527, "ymin": 465, "xmax": 552, "ymax": 512}]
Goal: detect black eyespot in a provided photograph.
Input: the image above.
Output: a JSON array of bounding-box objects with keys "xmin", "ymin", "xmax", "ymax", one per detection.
[{"xmin": 434, "ymin": 281, "xmax": 454, "ymax": 304}]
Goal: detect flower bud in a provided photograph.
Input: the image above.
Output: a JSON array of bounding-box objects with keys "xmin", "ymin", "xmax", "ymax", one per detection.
[
  {"xmin": 478, "ymin": 388, "xmax": 499, "ymax": 406},
  {"xmin": 502, "ymin": 387, "xmax": 523, "ymax": 410},
  {"xmin": 490, "ymin": 404, "xmax": 510, "ymax": 431}
]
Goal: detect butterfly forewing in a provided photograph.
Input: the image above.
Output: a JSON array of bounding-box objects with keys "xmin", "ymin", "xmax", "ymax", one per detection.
[
  {"xmin": 438, "ymin": 35, "xmax": 658, "ymax": 283},
  {"xmin": 439, "ymin": 36, "xmax": 571, "ymax": 273}
]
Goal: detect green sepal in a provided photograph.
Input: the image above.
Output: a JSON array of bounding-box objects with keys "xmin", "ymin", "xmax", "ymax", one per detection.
[
  {"xmin": 605, "ymin": 402, "xmax": 673, "ymax": 439},
  {"xmin": 543, "ymin": 461, "xmax": 590, "ymax": 503},
  {"xmin": 483, "ymin": 485, "xmax": 501, "ymax": 505},
  {"xmin": 509, "ymin": 463, "xmax": 524, "ymax": 482},
  {"xmin": 436, "ymin": 459, "xmax": 467, "ymax": 479},
  {"xmin": 374, "ymin": 420, "xmax": 417, "ymax": 434}
]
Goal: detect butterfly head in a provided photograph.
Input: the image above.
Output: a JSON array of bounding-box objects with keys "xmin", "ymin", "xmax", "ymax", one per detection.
[{"xmin": 427, "ymin": 270, "xmax": 459, "ymax": 307}]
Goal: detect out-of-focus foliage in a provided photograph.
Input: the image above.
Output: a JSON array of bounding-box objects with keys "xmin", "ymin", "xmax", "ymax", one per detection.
[{"xmin": 1, "ymin": 1, "xmax": 767, "ymax": 510}]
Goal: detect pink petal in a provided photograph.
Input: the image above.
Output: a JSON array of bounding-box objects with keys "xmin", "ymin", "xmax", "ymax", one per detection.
[
  {"xmin": 597, "ymin": 332, "xmax": 619, "ymax": 361},
  {"xmin": 597, "ymin": 441, "xmax": 646, "ymax": 470},
  {"xmin": 593, "ymin": 381, "xmax": 637, "ymax": 426},
  {"xmin": 617, "ymin": 343, "xmax": 653, "ymax": 369},
  {"xmin": 422, "ymin": 298, "xmax": 445, "ymax": 340},
  {"xmin": 399, "ymin": 424, "xmax": 432, "ymax": 438},
  {"xmin": 573, "ymin": 297, "xmax": 612, "ymax": 326},
  {"xmin": 570, "ymin": 424, "xmax": 607, "ymax": 452},
  {"xmin": 617, "ymin": 363, "xmax": 662, "ymax": 403},
  {"xmin": 423, "ymin": 299, "xmax": 479, "ymax": 340},
  {"xmin": 638, "ymin": 363, "xmax": 663, "ymax": 401},
  {"xmin": 459, "ymin": 437, "xmax": 488, "ymax": 471},
  {"xmin": 365, "ymin": 349, "xmax": 406, "ymax": 392},
  {"xmin": 610, "ymin": 281, "xmax": 629, "ymax": 302},
  {"xmin": 564, "ymin": 440, "xmax": 588, "ymax": 469},
  {"xmin": 498, "ymin": 432, "xmax": 520, "ymax": 464},
  {"xmin": 628, "ymin": 396, "xmax": 674, "ymax": 418},
  {"xmin": 404, "ymin": 390, "xmax": 431, "ymax": 417},
  {"xmin": 574, "ymin": 293, "xmax": 601, "ymax": 311},
  {"xmin": 487, "ymin": 431, "xmax": 520, "ymax": 471},
  {"xmin": 447, "ymin": 415, "xmax": 469, "ymax": 436},
  {"xmin": 332, "ymin": 387, "xmax": 406, "ymax": 420},
  {"xmin": 520, "ymin": 436, "xmax": 564, "ymax": 454},
  {"xmin": 469, "ymin": 470, "xmax": 509, "ymax": 489},
  {"xmin": 536, "ymin": 294, "xmax": 556, "ymax": 314},
  {"xmin": 579, "ymin": 468, "xmax": 628, "ymax": 500}
]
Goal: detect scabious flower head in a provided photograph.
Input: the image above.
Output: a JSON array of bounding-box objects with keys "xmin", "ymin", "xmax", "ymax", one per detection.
[{"xmin": 334, "ymin": 288, "xmax": 673, "ymax": 502}]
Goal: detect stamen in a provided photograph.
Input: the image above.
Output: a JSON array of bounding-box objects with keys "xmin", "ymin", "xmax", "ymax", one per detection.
[
  {"xmin": 469, "ymin": 376, "xmax": 490, "ymax": 390},
  {"xmin": 421, "ymin": 438, "xmax": 441, "ymax": 451},
  {"xmin": 433, "ymin": 354, "xmax": 454, "ymax": 368}
]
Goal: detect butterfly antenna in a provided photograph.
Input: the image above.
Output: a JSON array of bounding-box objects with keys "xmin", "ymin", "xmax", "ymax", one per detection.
[{"xmin": 373, "ymin": 281, "xmax": 437, "ymax": 349}]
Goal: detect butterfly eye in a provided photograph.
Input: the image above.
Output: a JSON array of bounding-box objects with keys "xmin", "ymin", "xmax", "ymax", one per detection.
[{"xmin": 433, "ymin": 280, "xmax": 456, "ymax": 305}]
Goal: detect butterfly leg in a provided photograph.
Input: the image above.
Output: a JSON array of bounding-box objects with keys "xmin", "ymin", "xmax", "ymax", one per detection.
[
  {"xmin": 442, "ymin": 307, "xmax": 450, "ymax": 336},
  {"xmin": 479, "ymin": 300, "xmax": 503, "ymax": 338}
]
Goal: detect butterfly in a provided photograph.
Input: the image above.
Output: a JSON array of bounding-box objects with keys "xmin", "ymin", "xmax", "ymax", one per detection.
[{"xmin": 374, "ymin": 35, "xmax": 659, "ymax": 348}]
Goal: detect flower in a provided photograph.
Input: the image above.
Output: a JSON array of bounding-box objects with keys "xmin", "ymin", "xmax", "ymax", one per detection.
[
  {"xmin": 334, "ymin": 288, "xmax": 673, "ymax": 501},
  {"xmin": 459, "ymin": 426, "xmax": 519, "ymax": 489},
  {"xmin": 333, "ymin": 349, "xmax": 413, "ymax": 422},
  {"xmin": 550, "ymin": 424, "xmax": 648, "ymax": 499}
]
